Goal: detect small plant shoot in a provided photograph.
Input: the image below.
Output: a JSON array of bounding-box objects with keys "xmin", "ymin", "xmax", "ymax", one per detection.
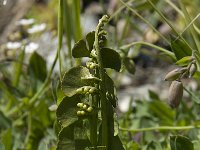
[{"xmin": 56, "ymin": 15, "xmax": 124, "ymax": 150}]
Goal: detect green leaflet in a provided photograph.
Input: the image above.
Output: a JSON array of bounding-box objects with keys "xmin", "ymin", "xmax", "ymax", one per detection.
[
  {"xmin": 170, "ymin": 135, "xmax": 194, "ymax": 150},
  {"xmin": 28, "ymin": 51, "xmax": 47, "ymax": 81},
  {"xmin": 56, "ymin": 95, "xmax": 81, "ymax": 128},
  {"xmin": 101, "ymin": 48, "xmax": 121, "ymax": 72},
  {"xmin": 171, "ymin": 36, "xmax": 192, "ymax": 60},
  {"xmin": 72, "ymin": 31, "xmax": 95, "ymax": 58},
  {"xmin": 57, "ymin": 124, "xmax": 75, "ymax": 150},
  {"xmin": 86, "ymin": 31, "xmax": 95, "ymax": 51},
  {"xmin": 175, "ymin": 56, "xmax": 193, "ymax": 66},
  {"xmin": 61, "ymin": 66, "xmax": 95, "ymax": 97},
  {"xmin": 57, "ymin": 122, "xmax": 91, "ymax": 150},
  {"xmin": 72, "ymin": 39, "xmax": 90, "ymax": 58}
]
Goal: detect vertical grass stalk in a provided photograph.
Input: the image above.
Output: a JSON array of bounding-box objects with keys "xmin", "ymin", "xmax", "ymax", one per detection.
[{"xmin": 58, "ymin": 0, "xmax": 64, "ymax": 79}]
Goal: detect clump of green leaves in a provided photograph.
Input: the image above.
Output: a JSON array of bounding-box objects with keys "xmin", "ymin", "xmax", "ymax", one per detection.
[{"xmin": 56, "ymin": 15, "xmax": 125, "ymax": 150}]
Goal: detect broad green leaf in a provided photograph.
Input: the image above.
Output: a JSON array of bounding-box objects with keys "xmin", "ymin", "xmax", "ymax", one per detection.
[
  {"xmin": 171, "ymin": 36, "xmax": 192, "ymax": 60},
  {"xmin": 61, "ymin": 66, "xmax": 95, "ymax": 97},
  {"xmin": 148, "ymin": 101, "xmax": 175, "ymax": 125},
  {"xmin": 72, "ymin": 39, "xmax": 90, "ymax": 58},
  {"xmin": 170, "ymin": 135, "xmax": 194, "ymax": 150},
  {"xmin": 176, "ymin": 56, "xmax": 193, "ymax": 66},
  {"xmin": 123, "ymin": 57, "xmax": 135, "ymax": 75},
  {"xmin": 57, "ymin": 123, "xmax": 90, "ymax": 150},
  {"xmin": 56, "ymin": 95, "xmax": 80, "ymax": 127},
  {"xmin": 86, "ymin": 31, "xmax": 95, "ymax": 51},
  {"xmin": 1, "ymin": 129, "xmax": 12, "ymax": 150},
  {"xmin": 28, "ymin": 51, "xmax": 47, "ymax": 81},
  {"xmin": 57, "ymin": 125, "xmax": 75, "ymax": 150},
  {"xmin": 74, "ymin": 122, "xmax": 91, "ymax": 149},
  {"xmin": 101, "ymin": 48, "xmax": 121, "ymax": 72},
  {"xmin": 56, "ymin": 82, "xmax": 66, "ymax": 105}
]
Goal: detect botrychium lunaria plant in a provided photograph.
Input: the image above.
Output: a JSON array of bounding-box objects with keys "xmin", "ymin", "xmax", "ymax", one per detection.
[{"xmin": 56, "ymin": 15, "xmax": 125, "ymax": 150}]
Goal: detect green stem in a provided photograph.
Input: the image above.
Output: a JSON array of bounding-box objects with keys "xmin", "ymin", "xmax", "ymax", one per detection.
[
  {"xmin": 95, "ymin": 17, "xmax": 109, "ymax": 148},
  {"xmin": 120, "ymin": 125, "xmax": 200, "ymax": 132},
  {"xmin": 90, "ymin": 69, "xmax": 100, "ymax": 148},
  {"xmin": 90, "ymin": 95, "xmax": 98, "ymax": 148},
  {"xmin": 12, "ymin": 46, "xmax": 25, "ymax": 87},
  {"xmin": 63, "ymin": 0, "xmax": 73, "ymax": 67},
  {"xmin": 25, "ymin": 112, "xmax": 32, "ymax": 148},
  {"xmin": 58, "ymin": 0, "xmax": 63, "ymax": 79},
  {"xmin": 120, "ymin": 41, "xmax": 176, "ymax": 60},
  {"xmin": 73, "ymin": 0, "xmax": 82, "ymax": 66},
  {"xmin": 178, "ymin": 0, "xmax": 200, "ymax": 52},
  {"xmin": 147, "ymin": 0, "xmax": 193, "ymax": 51}
]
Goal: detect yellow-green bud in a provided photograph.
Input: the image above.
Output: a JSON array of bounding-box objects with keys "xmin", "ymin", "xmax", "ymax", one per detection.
[
  {"xmin": 87, "ymin": 107, "xmax": 93, "ymax": 112},
  {"xmin": 80, "ymin": 110, "xmax": 85, "ymax": 115},
  {"xmin": 84, "ymin": 87, "xmax": 90, "ymax": 93},
  {"xmin": 76, "ymin": 88, "xmax": 82, "ymax": 93},
  {"xmin": 90, "ymin": 63, "xmax": 95, "ymax": 69},
  {"xmin": 168, "ymin": 80, "xmax": 183, "ymax": 108},
  {"xmin": 77, "ymin": 103, "xmax": 84, "ymax": 108},
  {"xmin": 89, "ymin": 88, "xmax": 95, "ymax": 94},
  {"xmin": 83, "ymin": 105, "xmax": 87, "ymax": 109},
  {"xmin": 77, "ymin": 111, "xmax": 82, "ymax": 116}
]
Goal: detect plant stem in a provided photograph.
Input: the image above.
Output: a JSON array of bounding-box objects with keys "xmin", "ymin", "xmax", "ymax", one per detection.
[
  {"xmin": 147, "ymin": 0, "xmax": 193, "ymax": 51},
  {"xmin": 95, "ymin": 17, "xmax": 109, "ymax": 148},
  {"xmin": 120, "ymin": 41, "xmax": 176, "ymax": 60},
  {"xmin": 90, "ymin": 95, "xmax": 98, "ymax": 148},
  {"xmin": 120, "ymin": 125, "xmax": 200, "ymax": 132},
  {"xmin": 178, "ymin": 0, "xmax": 200, "ymax": 52},
  {"xmin": 12, "ymin": 46, "xmax": 25, "ymax": 87},
  {"xmin": 58, "ymin": 0, "xmax": 63, "ymax": 79},
  {"xmin": 63, "ymin": 0, "xmax": 73, "ymax": 67},
  {"xmin": 25, "ymin": 112, "xmax": 32, "ymax": 148}
]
